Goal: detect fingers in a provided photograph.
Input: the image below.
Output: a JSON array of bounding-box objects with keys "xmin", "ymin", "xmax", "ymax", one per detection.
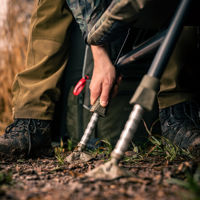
[
  {"xmin": 90, "ymin": 80, "xmax": 112, "ymax": 107},
  {"xmin": 89, "ymin": 68, "xmax": 117, "ymax": 107},
  {"xmin": 90, "ymin": 81, "xmax": 101, "ymax": 106},
  {"xmin": 90, "ymin": 79, "xmax": 114, "ymax": 107},
  {"xmin": 100, "ymin": 82, "xmax": 112, "ymax": 107}
]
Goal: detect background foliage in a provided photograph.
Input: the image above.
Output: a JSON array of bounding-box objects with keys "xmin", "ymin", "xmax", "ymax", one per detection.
[{"xmin": 0, "ymin": 0, "xmax": 33, "ymax": 133}]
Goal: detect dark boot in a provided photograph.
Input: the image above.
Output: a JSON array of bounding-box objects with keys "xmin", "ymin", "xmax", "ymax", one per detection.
[
  {"xmin": 0, "ymin": 119, "xmax": 52, "ymax": 159},
  {"xmin": 159, "ymin": 101, "xmax": 200, "ymax": 152}
]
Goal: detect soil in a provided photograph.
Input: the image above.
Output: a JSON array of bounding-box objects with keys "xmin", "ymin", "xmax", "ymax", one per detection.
[{"xmin": 0, "ymin": 148, "xmax": 200, "ymax": 200}]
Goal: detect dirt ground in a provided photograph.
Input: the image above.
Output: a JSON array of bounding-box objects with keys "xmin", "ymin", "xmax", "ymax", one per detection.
[{"xmin": 0, "ymin": 145, "xmax": 200, "ymax": 200}]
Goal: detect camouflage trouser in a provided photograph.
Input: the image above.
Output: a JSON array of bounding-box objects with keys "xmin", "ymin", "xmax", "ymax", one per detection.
[{"xmin": 12, "ymin": 0, "xmax": 73, "ymax": 120}]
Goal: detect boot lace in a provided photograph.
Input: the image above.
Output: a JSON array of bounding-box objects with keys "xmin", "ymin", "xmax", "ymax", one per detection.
[{"xmin": 4, "ymin": 119, "xmax": 38, "ymax": 155}]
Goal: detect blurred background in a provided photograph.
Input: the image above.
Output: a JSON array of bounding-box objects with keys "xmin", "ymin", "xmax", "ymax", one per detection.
[{"xmin": 0, "ymin": 0, "xmax": 33, "ymax": 134}]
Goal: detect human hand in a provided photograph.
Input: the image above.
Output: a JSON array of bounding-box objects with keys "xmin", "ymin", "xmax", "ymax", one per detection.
[{"xmin": 90, "ymin": 45, "xmax": 116, "ymax": 107}]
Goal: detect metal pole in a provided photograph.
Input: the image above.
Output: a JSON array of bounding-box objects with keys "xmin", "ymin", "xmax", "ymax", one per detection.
[
  {"xmin": 148, "ymin": 0, "xmax": 192, "ymax": 78},
  {"xmin": 117, "ymin": 30, "xmax": 166, "ymax": 67}
]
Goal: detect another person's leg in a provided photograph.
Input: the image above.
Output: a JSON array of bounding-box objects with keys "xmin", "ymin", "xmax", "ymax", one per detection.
[
  {"xmin": 0, "ymin": 0, "xmax": 73, "ymax": 157},
  {"xmin": 158, "ymin": 26, "xmax": 200, "ymax": 151}
]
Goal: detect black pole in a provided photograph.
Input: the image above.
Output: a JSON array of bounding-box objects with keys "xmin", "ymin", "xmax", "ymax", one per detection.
[
  {"xmin": 147, "ymin": 0, "xmax": 192, "ymax": 78},
  {"xmin": 116, "ymin": 30, "xmax": 166, "ymax": 67}
]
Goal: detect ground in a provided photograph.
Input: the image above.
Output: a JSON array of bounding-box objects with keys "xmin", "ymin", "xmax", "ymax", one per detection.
[{"xmin": 0, "ymin": 141, "xmax": 200, "ymax": 200}]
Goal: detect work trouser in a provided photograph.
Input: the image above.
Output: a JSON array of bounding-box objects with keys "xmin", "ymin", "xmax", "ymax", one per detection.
[{"xmin": 12, "ymin": 0, "xmax": 73, "ymax": 120}]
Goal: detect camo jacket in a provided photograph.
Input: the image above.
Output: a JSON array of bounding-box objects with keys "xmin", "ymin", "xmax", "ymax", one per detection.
[
  {"xmin": 66, "ymin": 0, "xmax": 180, "ymax": 45},
  {"xmin": 66, "ymin": 0, "xmax": 112, "ymax": 40}
]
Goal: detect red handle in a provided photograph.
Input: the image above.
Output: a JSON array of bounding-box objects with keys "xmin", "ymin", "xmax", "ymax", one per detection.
[{"xmin": 73, "ymin": 75, "xmax": 89, "ymax": 96}]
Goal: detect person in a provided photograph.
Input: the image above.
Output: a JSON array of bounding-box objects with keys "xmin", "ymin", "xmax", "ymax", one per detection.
[
  {"xmin": 66, "ymin": 0, "xmax": 200, "ymax": 153},
  {"xmin": 0, "ymin": 0, "xmax": 199, "ymax": 158},
  {"xmin": 0, "ymin": 0, "xmax": 115, "ymax": 158}
]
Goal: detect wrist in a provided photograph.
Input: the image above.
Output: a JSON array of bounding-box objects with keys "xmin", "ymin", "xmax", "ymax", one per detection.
[
  {"xmin": 91, "ymin": 45, "xmax": 109, "ymax": 61},
  {"xmin": 91, "ymin": 46, "xmax": 115, "ymax": 71}
]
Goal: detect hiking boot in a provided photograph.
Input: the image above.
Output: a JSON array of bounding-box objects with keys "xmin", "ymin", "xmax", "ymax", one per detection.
[
  {"xmin": 159, "ymin": 101, "xmax": 200, "ymax": 153},
  {"xmin": 0, "ymin": 119, "xmax": 52, "ymax": 159}
]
